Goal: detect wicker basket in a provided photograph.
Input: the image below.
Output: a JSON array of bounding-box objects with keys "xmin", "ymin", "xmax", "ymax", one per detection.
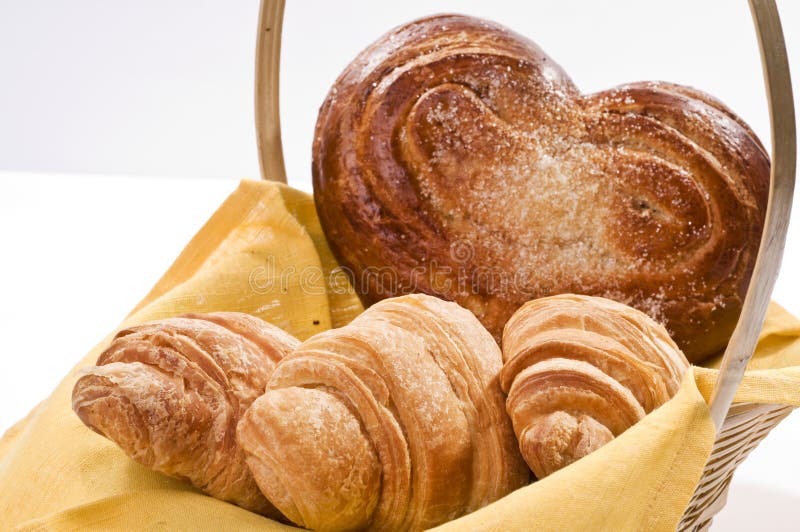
[
  {"xmin": 252, "ymin": 1, "xmax": 798, "ymax": 529},
  {"xmin": 679, "ymin": 403, "xmax": 795, "ymax": 530}
]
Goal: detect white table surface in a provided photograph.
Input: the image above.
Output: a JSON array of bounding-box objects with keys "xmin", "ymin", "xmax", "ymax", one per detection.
[{"xmin": 1, "ymin": 171, "xmax": 799, "ymax": 529}]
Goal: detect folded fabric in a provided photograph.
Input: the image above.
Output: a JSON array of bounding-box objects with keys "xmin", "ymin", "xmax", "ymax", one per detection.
[{"xmin": 2, "ymin": 180, "xmax": 799, "ymax": 531}]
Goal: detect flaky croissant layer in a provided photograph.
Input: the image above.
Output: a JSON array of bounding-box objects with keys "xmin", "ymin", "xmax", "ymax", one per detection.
[
  {"xmin": 501, "ymin": 294, "xmax": 690, "ymax": 479},
  {"xmin": 71, "ymin": 295, "xmax": 691, "ymax": 529},
  {"xmin": 72, "ymin": 312, "xmax": 299, "ymax": 517},
  {"xmin": 237, "ymin": 293, "xmax": 530, "ymax": 532}
]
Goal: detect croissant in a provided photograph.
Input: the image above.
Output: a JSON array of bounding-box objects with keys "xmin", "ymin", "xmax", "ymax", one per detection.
[
  {"xmin": 237, "ymin": 294, "xmax": 530, "ymax": 531},
  {"xmin": 312, "ymin": 14, "xmax": 769, "ymax": 363},
  {"xmin": 500, "ymin": 294, "xmax": 690, "ymax": 479},
  {"xmin": 72, "ymin": 312, "xmax": 299, "ymax": 517}
]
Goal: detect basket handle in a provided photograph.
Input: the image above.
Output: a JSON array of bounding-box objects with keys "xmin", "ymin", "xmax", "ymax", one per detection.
[
  {"xmin": 253, "ymin": 1, "xmax": 797, "ymax": 431},
  {"xmin": 255, "ymin": 0, "xmax": 287, "ymax": 183},
  {"xmin": 708, "ymin": 0, "xmax": 796, "ymax": 431}
]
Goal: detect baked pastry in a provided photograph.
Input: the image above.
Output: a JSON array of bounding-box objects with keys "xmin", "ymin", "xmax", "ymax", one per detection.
[
  {"xmin": 501, "ymin": 294, "xmax": 690, "ymax": 478},
  {"xmin": 312, "ymin": 14, "xmax": 769, "ymax": 363},
  {"xmin": 237, "ymin": 294, "xmax": 530, "ymax": 531},
  {"xmin": 72, "ymin": 312, "xmax": 299, "ymax": 517}
]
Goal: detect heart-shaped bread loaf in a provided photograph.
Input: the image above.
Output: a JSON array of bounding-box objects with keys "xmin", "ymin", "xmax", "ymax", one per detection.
[{"xmin": 313, "ymin": 14, "xmax": 769, "ymax": 363}]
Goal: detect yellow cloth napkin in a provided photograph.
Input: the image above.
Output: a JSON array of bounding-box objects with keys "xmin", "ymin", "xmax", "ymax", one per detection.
[{"xmin": 2, "ymin": 180, "xmax": 800, "ymax": 531}]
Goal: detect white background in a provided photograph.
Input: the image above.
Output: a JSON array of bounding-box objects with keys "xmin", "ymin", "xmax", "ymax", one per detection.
[{"xmin": 1, "ymin": 0, "xmax": 799, "ymax": 528}]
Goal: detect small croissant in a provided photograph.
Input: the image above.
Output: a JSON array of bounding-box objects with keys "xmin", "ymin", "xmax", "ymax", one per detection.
[
  {"xmin": 237, "ymin": 294, "xmax": 530, "ymax": 531},
  {"xmin": 501, "ymin": 294, "xmax": 690, "ymax": 479},
  {"xmin": 72, "ymin": 312, "xmax": 299, "ymax": 517}
]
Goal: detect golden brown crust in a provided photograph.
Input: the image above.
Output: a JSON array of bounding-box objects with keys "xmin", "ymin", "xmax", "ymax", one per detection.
[
  {"xmin": 237, "ymin": 294, "xmax": 529, "ymax": 531},
  {"xmin": 312, "ymin": 14, "xmax": 769, "ymax": 363},
  {"xmin": 241, "ymin": 387, "xmax": 382, "ymax": 531},
  {"xmin": 501, "ymin": 294, "xmax": 690, "ymax": 478},
  {"xmin": 71, "ymin": 312, "xmax": 299, "ymax": 517}
]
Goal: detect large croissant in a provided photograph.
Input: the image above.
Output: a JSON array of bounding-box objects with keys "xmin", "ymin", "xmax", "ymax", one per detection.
[
  {"xmin": 501, "ymin": 294, "xmax": 690, "ymax": 479},
  {"xmin": 237, "ymin": 294, "xmax": 530, "ymax": 531},
  {"xmin": 72, "ymin": 312, "xmax": 299, "ymax": 517}
]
